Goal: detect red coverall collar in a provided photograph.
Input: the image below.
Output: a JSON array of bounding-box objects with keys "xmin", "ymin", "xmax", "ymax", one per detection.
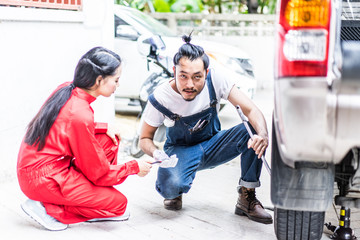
[{"xmin": 72, "ymin": 87, "xmax": 96, "ymax": 104}]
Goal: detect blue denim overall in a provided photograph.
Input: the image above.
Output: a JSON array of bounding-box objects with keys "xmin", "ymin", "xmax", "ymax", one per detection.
[{"xmin": 148, "ymin": 71, "xmax": 263, "ymax": 199}]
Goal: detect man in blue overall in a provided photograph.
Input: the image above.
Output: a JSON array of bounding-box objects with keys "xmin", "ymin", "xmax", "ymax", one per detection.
[{"xmin": 140, "ymin": 34, "xmax": 272, "ymax": 224}]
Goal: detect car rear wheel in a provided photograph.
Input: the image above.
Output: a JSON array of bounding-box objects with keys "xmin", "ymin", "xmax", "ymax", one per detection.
[
  {"xmin": 271, "ymin": 119, "xmax": 327, "ymax": 240},
  {"xmin": 274, "ymin": 208, "xmax": 325, "ymax": 240}
]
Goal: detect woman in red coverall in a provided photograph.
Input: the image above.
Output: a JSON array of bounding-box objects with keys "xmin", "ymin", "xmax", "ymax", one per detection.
[{"xmin": 17, "ymin": 47, "xmax": 152, "ymax": 231}]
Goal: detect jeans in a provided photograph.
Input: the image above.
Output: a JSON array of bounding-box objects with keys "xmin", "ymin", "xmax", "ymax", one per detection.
[{"xmin": 155, "ymin": 123, "xmax": 263, "ymax": 199}]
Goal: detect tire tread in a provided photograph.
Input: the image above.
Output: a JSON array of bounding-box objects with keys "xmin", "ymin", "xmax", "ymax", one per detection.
[{"xmin": 274, "ymin": 208, "xmax": 324, "ymax": 240}]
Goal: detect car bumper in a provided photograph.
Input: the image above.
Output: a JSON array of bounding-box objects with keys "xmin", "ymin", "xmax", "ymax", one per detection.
[{"xmin": 274, "ymin": 77, "xmax": 360, "ymax": 166}]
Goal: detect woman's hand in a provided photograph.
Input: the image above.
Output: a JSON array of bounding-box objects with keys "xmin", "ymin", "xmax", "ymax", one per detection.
[
  {"xmin": 247, "ymin": 134, "xmax": 268, "ymax": 159},
  {"xmin": 106, "ymin": 124, "xmax": 121, "ymax": 145},
  {"xmin": 136, "ymin": 159, "xmax": 152, "ymax": 177}
]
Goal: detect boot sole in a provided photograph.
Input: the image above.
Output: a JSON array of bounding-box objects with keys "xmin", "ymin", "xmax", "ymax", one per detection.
[
  {"xmin": 164, "ymin": 205, "xmax": 182, "ymax": 211},
  {"xmin": 235, "ymin": 207, "xmax": 273, "ymax": 224}
]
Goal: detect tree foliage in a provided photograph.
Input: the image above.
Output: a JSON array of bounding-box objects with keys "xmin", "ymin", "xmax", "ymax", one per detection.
[{"xmin": 114, "ymin": 0, "xmax": 276, "ymax": 14}]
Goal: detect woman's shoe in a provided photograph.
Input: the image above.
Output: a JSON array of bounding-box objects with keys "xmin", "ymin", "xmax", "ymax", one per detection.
[
  {"xmin": 87, "ymin": 209, "xmax": 130, "ymax": 222},
  {"xmin": 21, "ymin": 199, "xmax": 68, "ymax": 231}
]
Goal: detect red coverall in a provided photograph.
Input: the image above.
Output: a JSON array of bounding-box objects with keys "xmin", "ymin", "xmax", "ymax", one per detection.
[{"xmin": 17, "ymin": 83, "xmax": 140, "ymax": 224}]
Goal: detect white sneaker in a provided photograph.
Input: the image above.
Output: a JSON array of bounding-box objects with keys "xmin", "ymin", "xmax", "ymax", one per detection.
[
  {"xmin": 21, "ymin": 199, "xmax": 68, "ymax": 231},
  {"xmin": 87, "ymin": 208, "xmax": 130, "ymax": 222}
]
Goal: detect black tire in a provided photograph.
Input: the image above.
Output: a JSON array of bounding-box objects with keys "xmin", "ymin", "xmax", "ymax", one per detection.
[
  {"xmin": 274, "ymin": 208, "xmax": 325, "ymax": 240},
  {"xmin": 130, "ymin": 134, "xmax": 145, "ymax": 158},
  {"xmin": 272, "ymin": 118, "xmax": 327, "ymax": 240}
]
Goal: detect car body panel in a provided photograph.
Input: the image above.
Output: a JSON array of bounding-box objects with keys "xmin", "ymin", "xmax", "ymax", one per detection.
[{"xmin": 273, "ymin": 0, "xmax": 360, "ymax": 167}]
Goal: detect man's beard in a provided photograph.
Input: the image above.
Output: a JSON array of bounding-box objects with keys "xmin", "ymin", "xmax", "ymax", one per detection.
[
  {"xmin": 174, "ymin": 77, "xmax": 201, "ymax": 101},
  {"xmin": 184, "ymin": 97, "xmax": 195, "ymax": 102},
  {"xmin": 182, "ymin": 89, "xmax": 197, "ymax": 101}
]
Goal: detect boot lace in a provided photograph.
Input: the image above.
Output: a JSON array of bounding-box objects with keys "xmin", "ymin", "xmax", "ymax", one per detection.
[{"xmin": 245, "ymin": 190, "xmax": 262, "ymax": 209}]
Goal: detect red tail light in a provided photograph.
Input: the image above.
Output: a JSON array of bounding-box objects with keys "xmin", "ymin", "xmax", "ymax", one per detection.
[{"xmin": 276, "ymin": 0, "xmax": 331, "ymax": 78}]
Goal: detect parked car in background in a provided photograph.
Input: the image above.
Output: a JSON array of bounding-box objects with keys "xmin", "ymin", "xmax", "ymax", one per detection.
[
  {"xmin": 272, "ymin": 0, "xmax": 360, "ymax": 239},
  {"xmin": 113, "ymin": 5, "xmax": 256, "ymax": 112}
]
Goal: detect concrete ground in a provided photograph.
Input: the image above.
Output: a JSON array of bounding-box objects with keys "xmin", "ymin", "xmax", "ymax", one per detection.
[{"xmin": 1, "ymin": 88, "xmax": 360, "ymax": 240}]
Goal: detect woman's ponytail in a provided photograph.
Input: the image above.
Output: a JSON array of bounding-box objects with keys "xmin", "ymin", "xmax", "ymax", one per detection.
[{"xmin": 25, "ymin": 84, "xmax": 74, "ymax": 151}]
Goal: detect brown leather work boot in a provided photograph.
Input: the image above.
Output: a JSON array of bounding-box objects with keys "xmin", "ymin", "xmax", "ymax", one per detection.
[
  {"xmin": 235, "ymin": 187, "xmax": 273, "ymax": 224},
  {"xmin": 164, "ymin": 195, "xmax": 182, "ymax": 210}
]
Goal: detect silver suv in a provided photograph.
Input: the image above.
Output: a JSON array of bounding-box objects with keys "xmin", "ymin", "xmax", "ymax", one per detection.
[{"xmin": 272, "ymin": 0, "xmax": 360, "ymax": 239}]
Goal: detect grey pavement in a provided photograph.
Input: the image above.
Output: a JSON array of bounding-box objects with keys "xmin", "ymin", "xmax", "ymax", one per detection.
[{"xmin": 1, "ymin": 88, "xmax": 359, "ymax": 239}]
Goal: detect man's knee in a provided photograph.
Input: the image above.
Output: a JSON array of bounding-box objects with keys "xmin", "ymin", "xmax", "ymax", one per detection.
[
  {"xmin": 156, "ymin": 175, "xmax": 190, "ymax": 199},
  {"xmin": 234, "ymin": 124, "xmax": 251, "ymax": 137}
]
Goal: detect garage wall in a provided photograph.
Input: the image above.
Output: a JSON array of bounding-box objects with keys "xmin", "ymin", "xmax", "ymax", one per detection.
[{"xmin": 0, "ymin": 0, "xmax": 116, "ymax": 182}]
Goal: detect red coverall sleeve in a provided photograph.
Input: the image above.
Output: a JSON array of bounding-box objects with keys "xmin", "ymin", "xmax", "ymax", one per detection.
[
  {"xmin": 94, "ymin": 122, "xmax": 108, "ymax": 134},
  {"xmin": 68, "ymin": 117, "xmax": 139, "ymax": 186}
]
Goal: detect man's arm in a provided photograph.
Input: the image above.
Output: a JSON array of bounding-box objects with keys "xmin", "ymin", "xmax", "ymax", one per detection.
[
  {"xmin": 227, "ymin": 85, "xmax": 268, "ymax": 158},
  {"xmin": 139, "ymin": 122, "xmax": 159, "ymax": 157}
]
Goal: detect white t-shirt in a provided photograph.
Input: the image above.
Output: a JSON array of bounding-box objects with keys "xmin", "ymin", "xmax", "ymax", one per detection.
[{"xmin": 142, "ymin": 68, "xmax": 235, "ymax": 128}]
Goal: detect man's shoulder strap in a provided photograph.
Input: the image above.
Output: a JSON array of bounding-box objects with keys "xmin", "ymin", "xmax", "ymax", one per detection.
[
  {"xmin": 206, "ymin": 70, "xmax": 218, "ymax": 107},
  {"xmin": 148, "ymin": 94, "xmax": 180, "ymax": 121}
]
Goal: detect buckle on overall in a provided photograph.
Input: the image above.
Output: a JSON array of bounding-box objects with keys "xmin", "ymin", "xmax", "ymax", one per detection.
[
  {"xmin": 170, "ymin": 114, "xmax": 180, "ymax": 121},
  {"xmin": 210, "ymin": 99, "xmax": 218, "ymax": 108}
]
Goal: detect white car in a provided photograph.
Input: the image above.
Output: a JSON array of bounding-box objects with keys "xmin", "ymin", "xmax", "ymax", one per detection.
[{"xmin": 113, "ymin": 5, "xmax": 256, "ymax": 112}]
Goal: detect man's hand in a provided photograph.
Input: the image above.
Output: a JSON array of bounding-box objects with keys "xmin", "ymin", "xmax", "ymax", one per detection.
[
  {"xmin": 106, "ymin": 124, "xmax": 121, "ymax": 145},
  {"xmin": 153, "ymin": 149, "xmax": 170, "ymax": 163},
  {"xmin": 247, "ymin": 134, "xmax": 268, "ymax": 159},
  {"xmin": 136, "ymin": 159, "xmax": 152, "ymax": 177}
]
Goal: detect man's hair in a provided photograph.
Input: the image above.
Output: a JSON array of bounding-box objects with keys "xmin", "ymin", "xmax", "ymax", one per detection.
[{"xmin": 173, "ymin": 33, "xmax": 209, "ymax": 70}]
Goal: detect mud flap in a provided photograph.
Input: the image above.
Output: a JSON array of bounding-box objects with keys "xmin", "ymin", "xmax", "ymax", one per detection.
[{"xmin": 271, "ymin": 121, "xmax": 335, "ymax": 211}]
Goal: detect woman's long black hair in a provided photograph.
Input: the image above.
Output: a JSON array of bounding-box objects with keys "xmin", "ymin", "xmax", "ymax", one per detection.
[{"xmin": 25, "ymin": 47, "xmax": 122, "ymax": 151}]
